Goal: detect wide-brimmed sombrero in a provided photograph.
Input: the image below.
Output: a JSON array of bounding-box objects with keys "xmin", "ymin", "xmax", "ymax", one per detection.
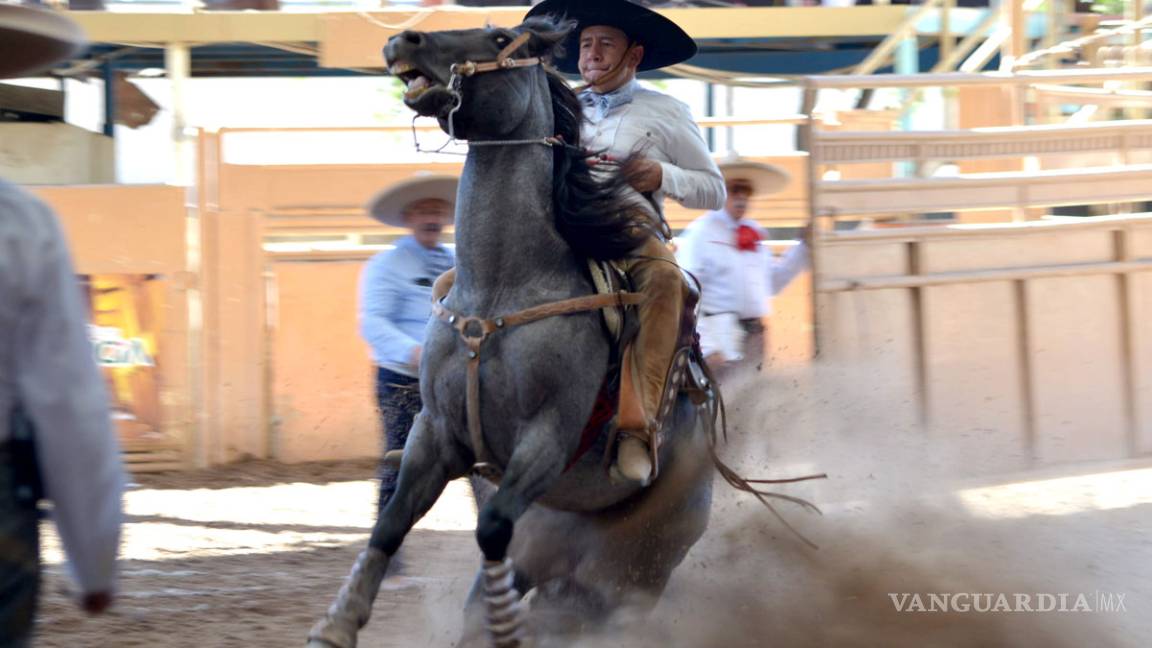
[
  {"xmin": 366, "ymin": 174, "xmax": 458, "ymax": 227},
  {"xmin": 0, "ymin": 3, "xmax": 87, "ymax": 79},
  {"xmin": 525, "ymin": 0, "xmax": 697, "ymax": 75},
  {"xmin": 718, "ymin": 157, "xmax": 791, "ymax": 196}
]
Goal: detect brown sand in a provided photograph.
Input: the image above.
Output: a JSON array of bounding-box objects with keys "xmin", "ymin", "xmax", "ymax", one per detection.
[{"xmin": 34, "ymin": 366, "xmax": 1151, "ymax": 647}]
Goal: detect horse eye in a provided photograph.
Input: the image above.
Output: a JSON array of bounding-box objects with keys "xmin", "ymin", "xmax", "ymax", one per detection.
[{"xmin": 495, "ymin": 35, "xmax": 509, "ymax": 46}]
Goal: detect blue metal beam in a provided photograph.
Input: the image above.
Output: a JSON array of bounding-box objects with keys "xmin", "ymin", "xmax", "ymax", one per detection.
[{"xmin": 102, "ymin": 59, "xmax": 116, "ymax": 138}]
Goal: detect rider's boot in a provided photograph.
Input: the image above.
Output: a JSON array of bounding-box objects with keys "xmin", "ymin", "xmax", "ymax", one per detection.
[{"xmin": 612, "ymin": 238, "xmax": 684, "ymax": 486}]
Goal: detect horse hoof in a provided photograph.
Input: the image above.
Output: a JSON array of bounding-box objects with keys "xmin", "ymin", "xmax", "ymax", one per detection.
[
  {"xmin": 306, "ymin": 622, "xmax": 356, "ymax": 648},
  {"xmin": 306, "ymin": 548, "xmax": 390, "ymax": 648}
]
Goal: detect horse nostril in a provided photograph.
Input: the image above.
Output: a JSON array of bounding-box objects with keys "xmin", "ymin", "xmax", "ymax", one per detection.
[{"xmin": 401, "ymin": 31, "xmax": 425, "ymax": 47}]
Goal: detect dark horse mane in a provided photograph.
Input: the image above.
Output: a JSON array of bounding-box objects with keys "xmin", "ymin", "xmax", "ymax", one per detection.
[{"xmin": 542, "ymin": 65, "xmax": 653, "ymax": 260}]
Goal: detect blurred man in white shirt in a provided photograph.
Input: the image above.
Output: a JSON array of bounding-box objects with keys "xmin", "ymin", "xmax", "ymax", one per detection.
[
  {"xmin": 0, "ymin": 5, "xmax": 125, "ymax": 644},
  {"xmin": 678, "ymin": 158, "xmax": 809, "ymax": 370}
]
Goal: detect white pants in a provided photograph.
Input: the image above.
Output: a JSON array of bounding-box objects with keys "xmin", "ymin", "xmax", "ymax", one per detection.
[{"xmin": 697, "ymin": 312, "xmax": 746, "ymax": 362}]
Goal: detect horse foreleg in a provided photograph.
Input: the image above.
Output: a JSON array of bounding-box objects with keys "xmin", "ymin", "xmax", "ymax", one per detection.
[
  {"xmin": 307, "ymin": 414, "xmax": 469, "ymax": 648},
  {"xmin": 475, "ymin": 416, "xmax": 571, "ymax": 648}
]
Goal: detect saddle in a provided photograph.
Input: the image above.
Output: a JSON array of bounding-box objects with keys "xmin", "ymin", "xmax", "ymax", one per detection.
[{"xmin": 576, "ymin": 260, "xmax": 714, "ymax": 473}]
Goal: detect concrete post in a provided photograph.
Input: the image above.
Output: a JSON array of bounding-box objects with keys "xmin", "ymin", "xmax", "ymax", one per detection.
[{"xmin": 166, "ymin": 43, "xmax": 193, "ymax": 186}]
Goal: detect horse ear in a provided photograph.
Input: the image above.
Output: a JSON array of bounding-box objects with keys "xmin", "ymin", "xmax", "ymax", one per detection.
[{"xmin": 518, "ymin": 17, "xmax": 576, "ymax": 58}]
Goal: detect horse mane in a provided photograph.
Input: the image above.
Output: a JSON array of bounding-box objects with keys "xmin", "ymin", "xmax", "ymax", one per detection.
[{"xmin": 544, "ymin": 68, "xmax": 654, "ymax": 260}]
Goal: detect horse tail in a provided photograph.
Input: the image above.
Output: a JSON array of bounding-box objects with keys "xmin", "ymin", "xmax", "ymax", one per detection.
[{"xmin": 697, "ymin": 357, "xmax": 828, "ymax": 550}]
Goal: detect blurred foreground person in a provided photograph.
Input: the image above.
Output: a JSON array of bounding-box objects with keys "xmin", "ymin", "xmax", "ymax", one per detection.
[
  {"xmin": 1, "ymin": 3, "xmax": 126, "ymax": 645},
  {"xmin": 677, "ymin": 158, "xmax": 809, "ymax": 372},
  {"xmin": 359, "ymin": 175, "xmax": 457, "ymax": 515}
]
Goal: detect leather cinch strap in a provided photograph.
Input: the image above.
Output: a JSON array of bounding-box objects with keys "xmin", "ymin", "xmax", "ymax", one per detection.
[{"xmin": 433, "ymin": 291, "xmax": 645, "ymax": 468}]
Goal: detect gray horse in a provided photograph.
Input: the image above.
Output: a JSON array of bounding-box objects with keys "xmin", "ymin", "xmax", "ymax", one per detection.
[{"xmin": 308, "ymin": 17, "xmax": 803, "ymax": 648}]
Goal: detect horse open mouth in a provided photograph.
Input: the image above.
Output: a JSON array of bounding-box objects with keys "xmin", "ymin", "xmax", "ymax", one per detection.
[{"xmin": 390, "ymin": 60, "xmax": 454, "ymax": 117}]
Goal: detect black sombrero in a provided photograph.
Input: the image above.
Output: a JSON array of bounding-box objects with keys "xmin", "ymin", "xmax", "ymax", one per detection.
[{"xmin": 525, "ymin": 0, "xmax": 697, "ymax": 75}]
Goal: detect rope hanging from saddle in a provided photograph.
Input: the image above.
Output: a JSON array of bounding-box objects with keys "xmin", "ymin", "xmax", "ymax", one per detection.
[
  {"xmin": 432, "ymin": 292, "xmax": 645, "ymax": 469},
  {"xmin": 698, "ymin": 365, "xmax": 828, "ymax": 550}
]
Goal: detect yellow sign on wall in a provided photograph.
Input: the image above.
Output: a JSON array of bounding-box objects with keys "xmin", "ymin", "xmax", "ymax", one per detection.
[{"xmin": 81, "ymin": 274, "xmax": 164, "ymax": 442}]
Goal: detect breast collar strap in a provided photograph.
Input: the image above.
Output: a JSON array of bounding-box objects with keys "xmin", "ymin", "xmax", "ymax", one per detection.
[{"xmin": 432, "ymin": 291, "xmax": 646, "ymax": 469}]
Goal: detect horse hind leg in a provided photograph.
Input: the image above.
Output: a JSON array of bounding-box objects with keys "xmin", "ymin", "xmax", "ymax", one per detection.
[
  {"xmin": 307, "ymin": 414, "xmax": 471, "ymax": 648},
  {"xmin": 474, "ymin": 415, "xmax": 573, "ymax": 648}
]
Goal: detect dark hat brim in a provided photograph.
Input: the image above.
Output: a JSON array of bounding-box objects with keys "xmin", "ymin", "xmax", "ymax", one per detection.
[
  {"xmin": 0, "ymin": 4, "xmax": 86, "ymax": 79},
  {"xmin": 526, "ymin": 0, "xmax": 697, "ymax": 75}
]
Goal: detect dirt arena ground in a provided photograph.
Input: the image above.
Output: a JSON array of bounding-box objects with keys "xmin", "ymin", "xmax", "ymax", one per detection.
[{"xmin": 33, "ymin": 368, "xmax": 1152, "ymax": 647}]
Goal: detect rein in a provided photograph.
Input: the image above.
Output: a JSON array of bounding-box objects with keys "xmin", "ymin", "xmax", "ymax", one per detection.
[{"xmin": 433, "ymin": 292, "xmax": 645, "ymax": 470}]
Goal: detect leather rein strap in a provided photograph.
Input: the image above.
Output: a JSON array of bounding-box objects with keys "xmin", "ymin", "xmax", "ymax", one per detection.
[{"xmin": 433, "ymin": 290, "xmax": 645, "ymax": 468}]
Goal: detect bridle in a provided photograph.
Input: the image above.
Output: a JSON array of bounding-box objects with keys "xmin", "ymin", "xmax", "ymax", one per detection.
[{"xmin": 410, "ymin": 31, "xmax": 580, "ymax": 154}]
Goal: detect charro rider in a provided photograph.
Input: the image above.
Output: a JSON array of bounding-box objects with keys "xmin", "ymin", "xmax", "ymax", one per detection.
[
  {"xmin": 428, "ymin": 0, "xmax": 723, "ymax": 485},
  {"xmin": 525, "ymin": 0, "xmax": 726, "ymax": 485}
]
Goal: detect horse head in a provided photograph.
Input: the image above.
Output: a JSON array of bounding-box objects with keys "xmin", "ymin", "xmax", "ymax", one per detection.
[{"xmin": 383, "ymin": 17, "xmax": 573, "ymax": 139}]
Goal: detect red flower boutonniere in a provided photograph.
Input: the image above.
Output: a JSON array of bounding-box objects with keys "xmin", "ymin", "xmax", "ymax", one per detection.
[{"xmin": 736, "ymin": 224, "xmax": 761, "ymax": 252}]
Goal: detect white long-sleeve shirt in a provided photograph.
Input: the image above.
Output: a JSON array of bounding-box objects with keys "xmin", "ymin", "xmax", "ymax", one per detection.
[
  {"xmin": 0, "ymin": 178, "xmax": 124, "ymax": 595},
  {"xmin": 677, "ymin": 209, "xmax": 809, "ymax": 319},
  {"xmin": 581, "ymin": 80, "xmax": 726, "ymax": 219}
]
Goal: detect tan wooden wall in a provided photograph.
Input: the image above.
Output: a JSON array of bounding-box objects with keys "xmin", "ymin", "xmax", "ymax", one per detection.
[
  {"xmin": 32, "ymin": 185, "xmax": 192, "ymax": 471},
  {"xmin": 198, "ymin": 207, "xmax": 267, "ymax": 465},
  {"xmin": 268, "ymin": 257, "xmax": 379, "ymax": 463},
  {"xmin": 816, "ymin": 217, "xmax": 1152, "ymax": 470}
]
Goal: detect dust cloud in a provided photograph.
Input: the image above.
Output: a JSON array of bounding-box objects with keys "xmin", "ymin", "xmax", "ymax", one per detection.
[{"xmin": 552, "ymin": 362, "xmax": 1149, "ymax": 647}]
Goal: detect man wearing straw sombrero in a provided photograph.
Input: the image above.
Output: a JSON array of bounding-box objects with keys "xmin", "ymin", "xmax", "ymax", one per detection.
[
  {"xmin": 1, "ymin": 3, "xmax": 125, "ymax": 644},
  {"xmin": 677, "ymin": 158, "xmax": 810, "ymax": 370},
  {"xmin": 360, "ymin": 174, "xmax": 457, "ymax": 514},
  {"xmin": 525, "ymin": 0, "xmax": 726, "ymax": 486}
]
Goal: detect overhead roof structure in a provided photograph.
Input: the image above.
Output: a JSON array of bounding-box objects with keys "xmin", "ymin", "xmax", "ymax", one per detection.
[{"xmin": 61, "ymin": 5, "xmax": 1029, "ymax": 79}]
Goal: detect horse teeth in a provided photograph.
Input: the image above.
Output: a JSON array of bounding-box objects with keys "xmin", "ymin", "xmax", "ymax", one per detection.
[{"xmin": 390, "ymin": 61, "xmax": 414, "ymax": 75}]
